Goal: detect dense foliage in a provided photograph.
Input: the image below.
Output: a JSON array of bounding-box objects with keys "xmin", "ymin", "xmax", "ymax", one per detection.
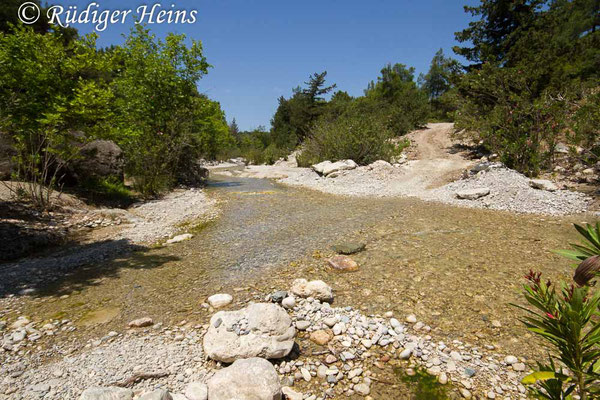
[
  {"xmin": 0, "ymin": 23, "xmax": 231, "ymax": 203},
  {"xmin": 453, "ymin": 0, "xmax": 600, "ymax": 175}
]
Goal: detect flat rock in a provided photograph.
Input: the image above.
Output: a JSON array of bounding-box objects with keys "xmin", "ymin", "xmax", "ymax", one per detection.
[
  {"xmin": 207, "ymin": 357, "xmax": 282, "ymax": 400},
  {"xmin": 456, "ymin": 188, "xmax": 490, "ymax": 200},
  {"xmin": 166, "ymin": 233, "xmax": 193, "ymax": 244},
  {"xmin": 128, "ymin": 317, "xmax": 153, "ymax": 328},
  {"xmin": 290, "ymin": 279, "xmax": 333, "ymax": 302},
  {"xmin": 529, "ymin": 179, "xmax": 558, "ymax": 192},
  {"xmin": 79, "ymin": 387, "xmax": 133, "ymax": 400},
  {"xmin": 311, "ymin": 160, "xmax": 357, "ymax": 176},
  {"xmin": 327, "ymin": 255, "xmax": 359, "ymax": 271},
  {"xmin": 331, "ymin": 242, "xmax": 366, "ymax": 255},
  {"xmin": 203, "ymin": 303, "xmax": 295, "ymax": 362},
  {"xmin": 207, "ymin": 293, "xmax": 233, "ymax": 308}
]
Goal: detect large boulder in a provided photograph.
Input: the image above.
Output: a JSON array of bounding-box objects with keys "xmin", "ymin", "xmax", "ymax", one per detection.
[
  {"xmin": 70, "ymin": 139, "xmax": 124, "ymax": 183},
  {"xmin": 290, "ymin": 279, "xmax": 333, "ymax": 302},
  {"xmin": 311, "ymin": 160, "xmax": 357, "ymax": 176},
  {"xmin": 78, "ymin": 387, "xmax": 133, "ymax": 400},
  {"xmin": 207, "ymin": 358, "xmax": 282, "ymax": 400},
  {"xmin": 203, "ymin": 303, "xmax": 295, "ymax": 363}
]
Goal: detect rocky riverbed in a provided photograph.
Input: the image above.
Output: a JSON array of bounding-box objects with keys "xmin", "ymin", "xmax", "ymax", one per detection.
[{"xmin": 1, "ymin": 279, "xmax": 532, "ymax": 400}]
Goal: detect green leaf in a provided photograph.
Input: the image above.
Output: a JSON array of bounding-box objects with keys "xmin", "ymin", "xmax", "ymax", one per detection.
[{"xmin": 522, "ymin": 371, "xmax": 558, "ymax": 384}]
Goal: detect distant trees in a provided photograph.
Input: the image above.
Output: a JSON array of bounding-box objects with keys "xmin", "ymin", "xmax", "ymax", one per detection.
[
  {"xmin": 419, "ymin": 49, "xmax": 462, "ymax": 121},
  {"xmin": 453, "ymin": 0, "xmax": 600, "ymax": 175}
]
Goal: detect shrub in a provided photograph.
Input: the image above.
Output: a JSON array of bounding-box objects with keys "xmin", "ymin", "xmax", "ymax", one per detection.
[
  {"xmin": 297, "ymin": 110, "xmax": 402, "ymax": 167},
  {"xmin": 516, "ymin": 224, "xmax": 600, "ymax": 400}
]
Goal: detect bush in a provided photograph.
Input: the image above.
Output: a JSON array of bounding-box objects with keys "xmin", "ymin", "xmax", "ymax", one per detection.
[{"xmin": 297, "ymin": 109, "xmax": 402, "ymax": 167}]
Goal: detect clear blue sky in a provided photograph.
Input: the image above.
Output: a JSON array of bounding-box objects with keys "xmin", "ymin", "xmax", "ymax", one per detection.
[{"xmin": 63, "ymin": 0, "xmax": 479, "ymax": 130}]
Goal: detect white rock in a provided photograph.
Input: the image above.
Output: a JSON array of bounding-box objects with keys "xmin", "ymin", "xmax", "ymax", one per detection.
[
  {"xmin": 128, "ymin": 317, "xmax": 153, "ymax": 328},
  {"xmin": 354, "ymin": 383, "xmax": 370, "ymax": 395},
  {"xmin": 281, "ymin": 297, "xmax": 296, "ymax": 309},
  {"xmin": 79, "ymin": 387, "xmax": 133, "ymax": 400},
  {"xmin": 166, "ymin": 233, "xmax": 193, "ymax": 244},
  {"xmin": 207, "ymin": 293, "xmax": 233, "ymax": 308},
  {"xmin": 184, "ymin": 382, "xmax": 208, "ymax": 400},
  {"xmin": 138, "ymin": 389, "xmax": 172, "ymax": 400},
  {"xmin": 207, "ymin": 358, "xmax": 282, "ymax": 400},
  {"xmin": 203, "ymin": 303, "xmax": 295, "ymax": 362},
  {"xmin": 504, "ymin": 355, "xmax": 518, "ymax": 365},
  {"xmin": 282, "ymin": 387, "xmax": 302, "ymax": 400},
  {"xmin": 290, "ymin": 279, "xmax": 333, "ymax": 302},
  {"xmin": 456, "ymin": 188, "xmax": 491, "ymax": 200},
  {"xmin": 529, "ymin": 179, "xmax": 557, "ymax": 192},
  {"xmin": 312, "ymin": 160, "xmax": 358, "ymax": 176},
  {"xmin": 406, "ymin": 314, "xmax": 417, "ymax": 323}
]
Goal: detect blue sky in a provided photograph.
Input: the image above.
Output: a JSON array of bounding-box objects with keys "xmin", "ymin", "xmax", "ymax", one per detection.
[{"xmin": 59, "ymin": 0, "xmax": 479, "ymax": 130}]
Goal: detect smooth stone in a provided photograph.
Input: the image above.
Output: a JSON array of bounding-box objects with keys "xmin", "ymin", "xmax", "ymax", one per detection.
[
  {"xmin": 513, "ymin": 362, "xmax": 526, "ymax": 372},
  {"xmin": 207, "ymin": 358, "xmax": 282, "ymax": 400},
  {"xmin": 504, "ymin": 355, "xmax": 518, "ymax": 365},
  {"xmin": 529, "ymin": 179, "xmax": 558, "ymax": 192},
  {"xmin": 456, "ymin": 188, "xmax": 490, "ymax": 200},
  {"xmin": 406, "ymin": 314, "xmax": 417, "ymax": 323},
  {"xmin": 207, "ymin": 293, "xmax": 233, "ymax": 308},
  {"xmin": 270, "ymin": 291, "xmax": 287, "ymax": 303},
  {"xmin": 281, "ymin": 297, "xmax": 296, "ymax": 309},
  {"xmin": 128, "ymin": 317, "xmax": 153, "ymax": 328},
  {"xmin": 354, "ymin": 383, "xmax": 370, "ymax": 396},
  {"xmin": 290, "ymin": 279, "xmax": 333, "ymax": 302},
  {"xmin": 331, "ymin": 242, "xmax": 366, "ymax": 255},
  {"xmin": 310, "ymin": 330, "xmax": 333, "ymax": 345},
  {"xmin": 295, "ymin": 320, "xmax": 310, "ymax": 330},
  {"xmin": 281, "ymin": 387, "xmax": 302, "ymax": 400},
  {"xmin": 327, "ymin": 255, "xmax": 359, "ymax": 272},
  {"xmin": 184, "ymin": 382, "xmax": 208, "ymax": 400}
]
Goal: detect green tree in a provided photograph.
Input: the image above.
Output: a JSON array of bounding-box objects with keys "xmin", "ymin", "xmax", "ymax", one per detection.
[
  {"xmin": 110, "ymin": 25, "xmax": 210, "ymax": 195},
  {"xmin": 365, "ymin": 63, "xmax": 429, "ymax": 133}
]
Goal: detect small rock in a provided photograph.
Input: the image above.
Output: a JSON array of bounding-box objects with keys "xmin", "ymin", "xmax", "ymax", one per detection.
[
  {"xmin": 281, "ymin": 297, "xmax": 296, "ymax": 309},
  {"xmin": 529, "ymin": 179, "xmax": 558, "ymax": 192},
  {"xmin": 504, "ymin": 355, "xmax": 518, "ymax": 365},
  {"xmin": 406, "ymin": 314, "xmax": 417, "ymax": 323},
  {"xmin": 456, "ymin": 188, "xmax": 491, "ymax": 200},
  {"xmin": 331, "ymin": 242, "xmax": 366, "ymax": 255},
  {"xmin": 270, "ymin": 291, "xmax": 287, "ymax": 303},
  {"xmin": 282, "ymin": 387, "xmax": 303, "ymax": 400},
  {"xmin": 310, "ymin": 330, "xmax": 333, "ymax": 345},
  {"xmin": 300, "ymin": 368, "xmax": 311, "ymax": 382},
  {"xmin": 513, "ymin": 362, "xmax": 526, "ymax": 372},
  {"xmin": 327, "ymin": 255, "xmax": 359, "ymax": 272},
  {"xmin": 166, "ymin": 233, "xmax": 193, "ymax": 244},
  {"xmin": 184, "ymin": 382, "xmax": 208, "ymax": 400},
  {"xmin": 207, "ymin": 293, "xmax": 233, "ymax": 308},
  {"xmin": 296, "ymin": 320, "xmax": 310, "ymax": 330},
  {"xmin": 290, "ymin": 279, "xmax": 333, "ymax": 302},
  {"xmin": 354, "ymin": 383, "xmax": 370, "ymax": 396},
  {"xmin": 128, "ymin": 317, "xmax": 153, "ymax": 328}
]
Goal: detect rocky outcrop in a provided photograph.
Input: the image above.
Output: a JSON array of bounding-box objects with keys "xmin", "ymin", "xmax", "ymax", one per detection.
[
  {"xmin": 290, "ymin": 279, "xmax": 334, "ymax": 302},
  {"xmin": 203, "ymin": 303, "xmax": 295, "ymax": 363}
]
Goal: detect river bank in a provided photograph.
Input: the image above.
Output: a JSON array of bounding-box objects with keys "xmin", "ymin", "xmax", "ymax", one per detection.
[{"xmin": 1, "ymin": 173, "xmax": 593, "ymax": 399}]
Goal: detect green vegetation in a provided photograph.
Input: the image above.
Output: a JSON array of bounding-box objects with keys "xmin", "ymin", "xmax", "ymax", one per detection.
[
  {"xmin": 453, "ymin": 0, "xmax": 600, "ymax": 176},
  {"xmin": 516, "ymin": 224, "xmax": 600, "ymax": 400},
  {"xmin": 394, "ymin": 367, "xmax": 450, "ymax": 400},
  {"xmin": 235, "ymin": 66, "xmax": 428, "ymax": 167},
  {"xmin": 0, "ymin": 22, "xmax": 232, "ymax": 206}
]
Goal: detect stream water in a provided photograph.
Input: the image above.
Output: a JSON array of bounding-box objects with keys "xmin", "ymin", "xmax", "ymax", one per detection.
[{"xmin": 7, "ymin": 173, "xmax": 591, "ymax": 398}]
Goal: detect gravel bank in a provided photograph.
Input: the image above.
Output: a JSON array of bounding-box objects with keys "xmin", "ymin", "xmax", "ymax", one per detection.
[{"xmin": 1, "ymin": 283, "xmax": 530, "ymax": 400}]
